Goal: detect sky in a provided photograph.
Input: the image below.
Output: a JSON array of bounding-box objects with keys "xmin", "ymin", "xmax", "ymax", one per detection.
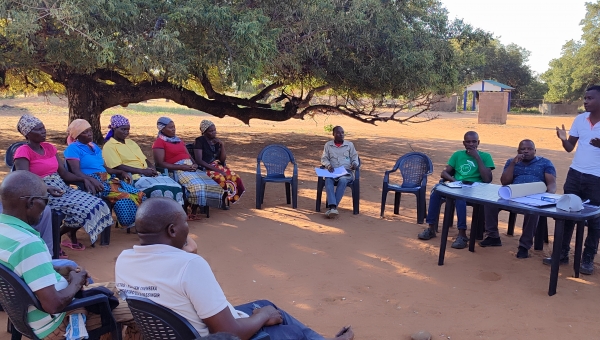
[{"xmin": 441, "ymin": 0, "xmax": 589, "ymax": 75}]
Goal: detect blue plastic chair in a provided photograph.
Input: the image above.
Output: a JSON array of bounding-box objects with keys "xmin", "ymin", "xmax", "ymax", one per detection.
[
  {"xmin": 315, "ymin": 158, "xmax": 361, "ymax": 215},
  {"xmin": 380, "ymin": 152, "xmax": 433, "ymax": 223},
  {"xmin": 126, "ymin": 295, "xmax": 270, "ymax": 340},
  {"xmin": 256, "ymin": 145, "xmax": 298, "ymax": 209},
  {"xmin": 0, "ymin": 263, "xmax": 120, "ymax": 340}
]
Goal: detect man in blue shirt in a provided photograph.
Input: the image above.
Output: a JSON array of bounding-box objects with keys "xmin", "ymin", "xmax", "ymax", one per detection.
[{"xmin": 480, "ymin": 139, "xmax": 557, "ymax": 259}]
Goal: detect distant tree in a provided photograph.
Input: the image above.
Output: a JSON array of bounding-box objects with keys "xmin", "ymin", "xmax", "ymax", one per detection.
[
  {"xmin": 0, "ymin": 0, "xmax": 489, "ymax": 142},
  {"xmin": 455, "ymin": 39, "xmax": 534, "ymax": 100},
  {"xmin": 542, "ymin": 1, "xmax": 600, "ymax": 103}
]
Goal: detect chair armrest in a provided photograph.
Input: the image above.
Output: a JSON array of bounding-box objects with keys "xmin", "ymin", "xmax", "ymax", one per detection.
[
  {"xmin": 382, "ymin": 169, "xmax": 394, "ymax": 183},
  {"xmin": 251, "ymin": 330, "xmax": 271, "ymax": 340},
  {"xmin": 155, "ymin": 167, "xmax": 170, "ymax": 176},
  {"xmin": 63, "ymin": 295, "xmax": 109, "ymax": 312}
]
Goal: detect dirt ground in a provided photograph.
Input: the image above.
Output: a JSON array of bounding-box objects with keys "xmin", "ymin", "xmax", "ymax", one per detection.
[{"xmin": 0, "ymin": 96, "xmax": 597, "ymax": 340}]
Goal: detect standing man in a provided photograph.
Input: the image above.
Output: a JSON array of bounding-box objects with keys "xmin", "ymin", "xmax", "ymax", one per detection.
[
  {"xmin": 418, "ymin": 131, "xmax": 495, "ymax": 249},
  {"xmin": 479, "ymin": 140, "xmax": 556, "ymax": 259},
  {"xmin": 551, "ymin": 85, "xmax": 600, "ymax": 274},
  {"xmin": 321, "ymin": 126, "xmax": 359, "ymax": 219}
]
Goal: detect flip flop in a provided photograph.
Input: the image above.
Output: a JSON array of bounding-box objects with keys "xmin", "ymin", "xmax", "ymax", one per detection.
[
  {"xmin": 187, "ymin": 214, "xmax": 202, "ymax": 221},
  {"xmin": 59, "ymin": 249, "xmax": 69, "ymax": 259},
  {"xmin": 61, "ymin": 240, "xmax": 86, "ymax": 251}
]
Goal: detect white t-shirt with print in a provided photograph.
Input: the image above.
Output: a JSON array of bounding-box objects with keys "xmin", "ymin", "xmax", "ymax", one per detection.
[{"xmin": 115, "ymin": 244, "xmax": 248, "ymax": 337}]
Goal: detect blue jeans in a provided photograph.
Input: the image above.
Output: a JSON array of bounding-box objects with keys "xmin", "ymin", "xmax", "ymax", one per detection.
[
  {"xmin": 560, "ymin": 168, "xmax": 600, "ymax": 255},
  {"xmin": 425, "ymin": 190, "xmax": 467, "ymax": 230},
  {"xmin": 325, "ymin": 174, "xmax": 352, "ymax": 207},
  {"xmin": 235, "ymin": 300, "xmax": 325, "ymax": 340}
]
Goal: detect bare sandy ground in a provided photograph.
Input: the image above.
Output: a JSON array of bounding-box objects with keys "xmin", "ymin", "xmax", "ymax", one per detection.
[{"xmin": 0, "ymin": 96, "xmax": 597, "ymax": 340}]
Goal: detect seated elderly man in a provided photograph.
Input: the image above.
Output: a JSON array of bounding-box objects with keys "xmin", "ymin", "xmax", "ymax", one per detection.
[
  {"xmin": 116, "ymin": 197, "xmax": 354, "ymax": 340},
  {"xmin": 479, "ymin": 139, "xmax": 557, "ymax": 259},
  {"xmin": 321, "ymin": 126, "xmax": 359, "ymax": 219},
  {"xmin": 0, "ymin": 171, "xmax": 139, "ymax": 340}
]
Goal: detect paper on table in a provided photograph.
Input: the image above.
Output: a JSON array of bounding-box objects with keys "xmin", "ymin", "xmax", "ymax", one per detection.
[
  {"xmin": 509, "ymin": 196, "xmax": 556, "ymax": 207},
  {"xmin": 315, "ymin": 166, "xmax": 349, "ymax": 178},
  {"xmin": 498, "ymin": 182, "xmax": 547, "ymax": 199},
  {"xmin": 442, "ymin": 181, "xmax": 480, "ymax": 188}
]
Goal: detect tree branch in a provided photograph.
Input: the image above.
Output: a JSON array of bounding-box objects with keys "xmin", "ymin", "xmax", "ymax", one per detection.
[
  {"xmin": 249, "ymin": 82, "xmax": 284, "ymax": 101},
  {"xmin": 198, "ymin": 71, "xmax": 271, "ymax": 108},
  {"xmin": 92, "ymin": 69, "xmax": 132, "ymax": 85}
]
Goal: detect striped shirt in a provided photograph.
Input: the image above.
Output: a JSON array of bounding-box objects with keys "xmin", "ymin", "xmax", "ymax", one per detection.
[{"xmin": 0, "ymin": 214, "xmax": 66, "ymax": 338}]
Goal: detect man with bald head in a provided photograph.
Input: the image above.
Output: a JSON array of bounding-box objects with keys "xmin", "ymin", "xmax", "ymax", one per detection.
[
  {"xmin": 116, "ymin": 197, "xmax": 354, "ymax": 340},
  {"xmin": 0, "ymin": 171, "xmax": 140, "ymax": 339},
  {"xmin": 480, "ymin": 140, "xmax": 556, "ymax": 258},
  {"xmin": 418, "ymin": 131, "xmax": 495, "ymax": 249},
  {"xmin": 0, "ymin": 171, "xmax": 90, "ymax": 338}
]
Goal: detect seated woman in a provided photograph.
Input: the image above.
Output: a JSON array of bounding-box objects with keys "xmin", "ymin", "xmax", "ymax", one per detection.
[
  {"xmin": 14, "ymin": 115, "xmax": 113, "ymax": 251},
  {"xmin": 194, "ymin": 120, "xmax": 245, "ymax": 204},
  {"xmin": 102, "ymin": 114, "xmax": 184, "ymax": 205},
  {"xmin": 152, "ymin": 117, "xmax": 226, "ymax": 219},
  {"xmin": 64, "ymin": 119, "xmax": 145, "ymax": 230}
]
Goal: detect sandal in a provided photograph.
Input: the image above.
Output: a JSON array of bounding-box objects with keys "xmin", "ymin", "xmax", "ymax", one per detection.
[
  {"xmin": 187, "ymin": 214, "xmax": 202, "ymax": 221},
  {"xmin": 59, "ymin": 249, "xmax": 69, "ymax": 259},
  {"xmin": 61, "ymin": 240, "xmax": 86, "ymax": 251}
]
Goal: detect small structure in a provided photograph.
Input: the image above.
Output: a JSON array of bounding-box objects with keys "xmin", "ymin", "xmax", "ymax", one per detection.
[
  {"xmin": 463, "ymin": 80, "xmax": 514, "ymax": 111},
  {"xmin": 539, "ymin": 103, "xmax": 579, "ymax": 115}
]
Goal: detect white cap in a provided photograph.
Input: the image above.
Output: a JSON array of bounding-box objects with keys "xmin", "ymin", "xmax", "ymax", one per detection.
[{"xmin": 556, "ymin": 194, "xmax": 583, "ymax": 212}]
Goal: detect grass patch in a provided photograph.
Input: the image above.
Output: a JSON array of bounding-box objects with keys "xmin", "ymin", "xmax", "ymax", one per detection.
[{"xmin": 104, "ymin": 101, "xmax": 209, "ymax": 116}]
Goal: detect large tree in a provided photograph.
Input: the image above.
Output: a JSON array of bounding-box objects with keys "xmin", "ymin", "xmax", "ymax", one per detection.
[
  {"xmin": 0, "ymin": 0, "xmax": 488, "ymax": 142},
  {"xmin": 542, "ymin": 1, "xmax": 600, "ymax": 103}
]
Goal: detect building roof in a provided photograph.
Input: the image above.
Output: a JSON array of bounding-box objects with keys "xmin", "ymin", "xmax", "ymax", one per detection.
[{"xmin": 465, "ymin": 80, "xmax": 514, "ymax": 92}]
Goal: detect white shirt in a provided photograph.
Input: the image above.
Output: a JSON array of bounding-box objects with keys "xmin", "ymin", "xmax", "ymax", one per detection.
[
  {"xmin": 569, "ymin": 112, "xmax": 600, "ymax": 177},
  {"xmin": 115, "ymin": 244, "xmax": 247, "ymax": 337}
]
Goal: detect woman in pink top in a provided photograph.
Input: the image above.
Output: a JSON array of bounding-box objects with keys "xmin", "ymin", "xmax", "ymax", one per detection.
[{"xmin": 14, "ymin": 115, "xmax": 113, "ymax": 251}]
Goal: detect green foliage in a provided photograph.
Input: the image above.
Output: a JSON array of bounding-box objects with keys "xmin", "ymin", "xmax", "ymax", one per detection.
[
  {"xmin": 324, "ymin": 124, "xmax": 334, "ymax": 133},
  {"xmin": 542, "ymin": 1, "xmax": 600, "ymax": 103},
  {"xmin": 454, "ymin": 39, "xmax": 535, "ymax": 99},
  {"xmin": 0, "ymin": 0, "xmax": 492, "ymax": 129}
]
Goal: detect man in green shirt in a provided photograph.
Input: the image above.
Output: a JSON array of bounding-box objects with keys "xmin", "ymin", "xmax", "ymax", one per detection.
[{"xmin": 417, "ymin": 131, "xmax": 495, "ymax": 249}]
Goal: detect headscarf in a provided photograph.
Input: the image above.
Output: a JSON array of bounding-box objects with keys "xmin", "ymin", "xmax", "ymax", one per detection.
[
  {"xmin": 199, "ymin": 120, "xmax": 215, "ymax": 135},
  {"xmin": 17, "ymin": 114, "xmax": 43, "ymax": 137},
  {"xmin": 156, "ymin": 117, "xmax": 181, "ymax": 143},
  {"xmin": 66, "ymin": 119, "xmax": 92, "ymax": 145},
  {"xmin": 104, "ymin": 115, "xmax": 131, "ymax": 141}
]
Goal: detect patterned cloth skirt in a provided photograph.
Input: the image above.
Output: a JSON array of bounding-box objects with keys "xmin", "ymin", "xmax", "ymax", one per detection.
[
  {"xmin": 133, "ymin": 175, "xmax": 184, "ymax": 205},
  {"xmin": 88, "ymin": 172, "xmax": 145, "ymax": 228},
  {"xmin": 206, "ymin": 160, "xmax": 245, "ymax": 204},
  {"xmin": 174, "ymin": 159, "xmax": 224, "ymax": 208},
  {"xmin": 43, "ymin": 173, "xmax": 113, "ymax": 244}
]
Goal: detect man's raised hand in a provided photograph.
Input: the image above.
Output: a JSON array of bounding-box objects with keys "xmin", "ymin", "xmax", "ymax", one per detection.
[{"xmin": 556, "ymin": 124, "xmax": 568, "ymax": 141}]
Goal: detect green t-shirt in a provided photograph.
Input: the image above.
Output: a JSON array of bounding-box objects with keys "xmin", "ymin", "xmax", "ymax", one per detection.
[{"xmin": 447, "ymin": 150, "xmax": 495, "ymax": 182}]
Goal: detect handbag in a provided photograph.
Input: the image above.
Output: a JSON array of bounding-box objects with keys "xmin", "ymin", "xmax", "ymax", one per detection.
[{"xmin": 75, "ymin": 286, "xmax": 120, "ymax": 314}]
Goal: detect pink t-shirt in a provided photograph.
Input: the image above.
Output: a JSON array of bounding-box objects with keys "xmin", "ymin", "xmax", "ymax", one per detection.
[{"xmin": 14, "ymin": 142, "xmax": 59, "ymax": 178}]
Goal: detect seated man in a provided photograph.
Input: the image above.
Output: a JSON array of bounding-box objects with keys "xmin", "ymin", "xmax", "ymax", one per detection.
[
  {"xmin": 321, "ymin": 126, "xmax": 359, "ymax": 219},
  {"xmin": 116, "ymin": 197, "xmax": 354, "ymax": 340},
  {"xmin": 479, "ymin": 140, "xmax": 556, "ymax": 259},
  {"xmin": 418, "ymin": 131, "xmax": 495, "ymax": 249},
  {"xmin": 0, "ymin": 171, "xmax": 138, "ymax": 340}
]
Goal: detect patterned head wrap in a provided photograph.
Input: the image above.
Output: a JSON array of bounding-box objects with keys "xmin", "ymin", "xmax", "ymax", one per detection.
[
  {"xmin": 104, "ymin": 115, "xmax": 131, "ymax": 141},
  {"xmin": 199, "ymin": 120, "xmax": 215, "ymax": 134},
  {"xmin": 157, "ymin": 116, "xmax": 173, "ymax": 131},
  {"xmin": 17, "ymin": 114, "xmax": 43, "ymax": 137},
  {"xmin": 66, "ymin": 119, "xmax": 92, "ymax": 145},
  {"xmin": 156, "ymin": 116, "xmax": 181, "ymax": 143}
]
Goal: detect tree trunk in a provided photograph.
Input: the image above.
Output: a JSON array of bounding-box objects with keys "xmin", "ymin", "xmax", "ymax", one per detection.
[{"xmin": 66, "ymin": 75, "xmax": 108, "ymax": 144}]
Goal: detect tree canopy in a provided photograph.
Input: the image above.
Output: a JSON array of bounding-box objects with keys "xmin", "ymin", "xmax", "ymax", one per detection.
[
  {"xmin": 0, "ymin": 0, "xmax": 490, "ymax": 142},
  {"xmin": 542, "ymin": 1, "xmax": 600, "ymax": 103}
]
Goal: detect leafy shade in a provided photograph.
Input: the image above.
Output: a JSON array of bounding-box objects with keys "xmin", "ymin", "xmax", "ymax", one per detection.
[
  {"xmin": 542, "ymin": 1, "xmax": 600, "ymax": 103},
  {"xmin": 0, "ymin": 0, "xmax": 489, "ymax": 142}
]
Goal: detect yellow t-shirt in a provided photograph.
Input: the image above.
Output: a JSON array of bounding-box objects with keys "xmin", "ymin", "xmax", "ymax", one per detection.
[{"xmin": 102, "ymin": 138, "xmax": 148, "ymax": 180}]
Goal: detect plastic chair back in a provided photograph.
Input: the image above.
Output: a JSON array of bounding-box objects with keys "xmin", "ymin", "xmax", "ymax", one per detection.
[
  {"xmin": 5, "ymin": 141, "xmax": 27, "ymax": 170},
  {"xmin": 126, "ymin": 295, "xmax": 202, "ymax": 340},
  {"xmin": 257, "ymin": 145, "xmax": 296, "ymax": 179},
  {"xmin": 0, "ymin": 263, "xmax": 43, "ymax": 339},
  {"xmin": 396, "ymin": 152, "xmax": 433, "ymax": 188}
]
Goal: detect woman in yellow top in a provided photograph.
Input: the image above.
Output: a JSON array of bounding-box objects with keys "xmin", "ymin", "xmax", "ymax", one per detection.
[{"xmin": 102, "ymin": 115, "xmax": 184, "ymax": 205}]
